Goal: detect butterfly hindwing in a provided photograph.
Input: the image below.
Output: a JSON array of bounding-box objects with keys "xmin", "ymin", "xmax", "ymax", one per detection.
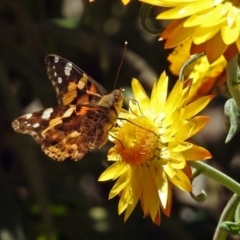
[{"xmin": 12, "ymin": 104, "xmax": 117, "ymax": 161}]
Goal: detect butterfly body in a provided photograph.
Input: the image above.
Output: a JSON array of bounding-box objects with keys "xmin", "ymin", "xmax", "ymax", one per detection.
[{"xmin": 12, "ymin": 55, "xmax": 123, "ymax": 161}]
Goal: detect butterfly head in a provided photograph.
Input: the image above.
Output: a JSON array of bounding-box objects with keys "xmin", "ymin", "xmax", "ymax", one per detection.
[
  {"xmin": 113, "ymin": 89, "xmax": 124, "ymax": 115},
  {"xmin": 97, "ymin": 89, "xmax": 123, "ymax": 115}
]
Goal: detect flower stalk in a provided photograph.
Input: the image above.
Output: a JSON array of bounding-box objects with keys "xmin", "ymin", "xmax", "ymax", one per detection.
[
  {"xmin": 214, "ymin": 194, "xmax": 240, "ymax": 240},
  {"xmin": 190, "ymin": 161, "xmax": 240, "ymax": 196}
]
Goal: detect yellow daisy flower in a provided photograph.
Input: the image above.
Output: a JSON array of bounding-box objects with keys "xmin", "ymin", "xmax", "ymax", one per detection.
[
  {"xmin": 168, "ymin": 39, "xmax": 227, "ymax": 102},
  {"xmin": 140, "ymin": 0, "xmax": 240, "ymax": 63},
  {"xmin": 99, "ymin": 72, "xmax": 213, "ymax": 225}
]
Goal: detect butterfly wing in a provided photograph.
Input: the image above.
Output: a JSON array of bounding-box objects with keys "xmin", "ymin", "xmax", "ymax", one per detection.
[
  {"xmin": 45, "ymin": 54, "xmax": 108, "ymax": 106},
  {"xmin": 12, "ymin": 104, "xmax": 116, "ymax": 161}
]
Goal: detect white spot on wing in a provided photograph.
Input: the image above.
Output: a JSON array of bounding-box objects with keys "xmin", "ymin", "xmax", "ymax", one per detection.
[
  {"xmin": 42, "ymin": 108, "xmax": 54, "ymax": 119},
  {"xmin": 25, "ymin": 113, "xmax": 32, "ymax": 119},
  {"xmin": 54, "ymin": 57, "xmax": 59, "ymax": 63},
  {"xmin": 58, "ymin": 77, "xmax": 62, "ymax": 84},
  {"xmin": 33, "ymin": 123, "xmax": 40, "ymax": 128},
  {"xmin": 64, "ymin": 63, "xmax": 72, "ymax": 76},
  {"xmin": 54, "ymin": 72, "xmax": 57, "ymax": 77}
]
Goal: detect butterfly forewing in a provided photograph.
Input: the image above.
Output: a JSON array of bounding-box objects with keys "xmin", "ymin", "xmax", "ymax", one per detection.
[
  {"xmin": 45, "ymin": 54, "xmax": 108, "ymax": 106},
  {"xmin": 12, "ymin": 55, "xmax": 123, "ymax": 161}
]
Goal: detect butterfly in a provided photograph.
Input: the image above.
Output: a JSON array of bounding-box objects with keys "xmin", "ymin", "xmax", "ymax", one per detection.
[{"xmin": 12, "ymin": 54, "xmax": 123, "ymax": 161}]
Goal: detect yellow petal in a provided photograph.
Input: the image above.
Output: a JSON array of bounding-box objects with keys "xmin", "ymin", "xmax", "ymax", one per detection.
[
  {"xmin": 150, "ymin": 72, "xmax": 168, "ymax": 112},
  {"xmin": 184, "ymin": 4, "xmax": 225, "ymax": 27},
  {"xmin": 188, "ymin": 116, "xmax": 210, "ymax": 138},
  {"xmin": 160, "ymin": 179, "xmax": 172, "ymax": 217},
  {"xmin": 170, "ymin": 141, "xmax": 192, "ymax": 152},
  {"xmin": 193, "ymin": 25, "xmax": 222, "ymax": 44},
  {"xmin": 168, "ymin": 169, "xmax": 192, "ymax": 192},
  {"xmin": 109, "ymin": 170, "xmax": 130, "ymax": 199},
  {"xmin": 164, "ymin": 20, "xmax": 196, "ymax": 48},
  {"xmin": 175, "ymin": 121, "xmax": 195, "ymax": 140},
  {"xmin": 164, "ymin": 78, "xmax": 182, "ymax": 113},
  {"xmin": 141, "ymin": 170, "xmax": 157, "ymax": 215},
  {"xmin": 236, "ymin": 36, "xmax": 240, "ymax": 51},
  {"xmin": 120, "ymin": 183, "xmax": 140, "ymax": 220},
  {"xmin": 164, "ymin": 162, "xmax": 176, "ymax": 179},
  {"xmin": 182, "ymin": 144, "xmax": 212, "ymax": 160},
  {"xmin": 184, "ymin": 95, "xmax": 214, "ymax": 119},
  {"xmin": 221, "ymin": 26, "xmax": 239, "ymax": 44},
  {"xmin": 98, "ymin": 161, "xmax": 127, "ymax": 181},
  {"xmin": 131, "ymin": 78, "xmax": 149, "ymax": 114},
  {"xmin": 157, "ymin": 1, "xmax": 214, "ymax": 19},
  {"xmin": 154, "ymin": 171, "xmax": 169, "ymax": 209},
  {"xmin": 169, "ymin": 157, "xmax": 187, "ymax": 170},
  {"xmin": 123, "ymin": 188, "xmax": 138, "ymax": 221},
  {"xmin": 205, "ymin": 31, "xmax": 227, "ymax": 63},
  {"xmin": 119, "ymin": 186, "xmax": 130, "ymax": 214},
  {"xmin": 236, "ymin": 14, "xmax": 240, "ymax": 31},
  {"xmin": 227, "ymin": 4, "xmax": 239, "ymax": 26}
]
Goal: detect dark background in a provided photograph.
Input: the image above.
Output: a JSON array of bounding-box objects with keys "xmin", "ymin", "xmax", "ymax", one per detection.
[{"xmin": 0, "ymin": 0, "xmax": 239, "ymax": 239}]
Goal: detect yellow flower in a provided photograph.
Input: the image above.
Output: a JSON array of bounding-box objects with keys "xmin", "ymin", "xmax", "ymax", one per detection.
[
  {"xmin": 89, "ymin": 0, "xmax": 130, "ymax": 4},
  {"xmin": 99, "ymin": 72, "xmax": 213, "ymax": 225},
  {"xmin": 140, "ymin": 0, "xmax": 240, "ymax": 63},
  {"xmin": 168, "ymin": 39, "xmax": 227, "ymax": 102},
  {"xmin": 122, "ymin": 0, "xmax": 130, "ymax": 4}
]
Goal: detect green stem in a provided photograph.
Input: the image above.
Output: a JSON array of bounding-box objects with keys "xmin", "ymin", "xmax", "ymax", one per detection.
[
  {"xmin": 139, "ymin": 3, "xmax": 163, "ymax": 36},
  {"xmin": 227, "ymin": 54, "xmax": 240, "ymax": 110},
  {"xmin": 235, "ymin": 200, "xmax": 240, "ymax": 222},
  {"xmin": 179, "ymin": 52, "xmax": 205, "ymax": 81},
  {"xmin": 213, "ymin": 194, "xmax": 240, "ymax": 240},
  {"xmin": 189, "ymin": 161, "xmax": 240, "ymax": 196}
]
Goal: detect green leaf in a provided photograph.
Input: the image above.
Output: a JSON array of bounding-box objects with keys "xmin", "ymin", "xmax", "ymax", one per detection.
[{"xmin": 224, "ymin": 98, "xmax": 240, "ymax": 143}]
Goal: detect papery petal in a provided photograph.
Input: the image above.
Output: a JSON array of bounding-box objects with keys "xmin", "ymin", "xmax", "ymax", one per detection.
[
  {"xmin": 184, "ymin": 95, "xmax": 214, "ymax": 119},
  {"xmin": 182, "ymin": 144, "xmax": 212, "ymax": 160},
  {"xmin": 168, "ymin": 169, "xmax": 192, "ymax": 192},
  {"xmin": 150, "ymin": 72, "xmax": 168, "ymax": 112},
  {"xmin": 109, "ymin": 170, "xmax": 130, "ymax": 199},
  {"xmin": 221, "ymin": 26, "xmax": 239, "ymax": 44},
  {"xmin": 131, "ymin": 78, "xmax": 150, "ymax": 114},
  {"xmin": 188, "ymin": 116, "xmax": 210, "ymax": 137},
  {"xmin": 158, "ymin": 1, "xmax": 215, "ymax": 19},
  {"xmin": 98, "ymin": 161, "xmax": 127, "ymax": 181}
]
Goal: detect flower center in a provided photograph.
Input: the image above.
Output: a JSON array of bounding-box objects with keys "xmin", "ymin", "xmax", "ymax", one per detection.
[{"xmin": 114, "ymin": 117, "xmax": 158, "ymax": 166}]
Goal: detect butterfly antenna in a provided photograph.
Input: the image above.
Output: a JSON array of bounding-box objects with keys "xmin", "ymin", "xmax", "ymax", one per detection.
[{"xmin": 114, "ymin": 41, "xmax": 128, "ymax": 89}]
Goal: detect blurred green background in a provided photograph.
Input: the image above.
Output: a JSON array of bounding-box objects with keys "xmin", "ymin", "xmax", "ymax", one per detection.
[{"xmin": 0, "ymin": 0, "xmax": 238, "ymax": 239}]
